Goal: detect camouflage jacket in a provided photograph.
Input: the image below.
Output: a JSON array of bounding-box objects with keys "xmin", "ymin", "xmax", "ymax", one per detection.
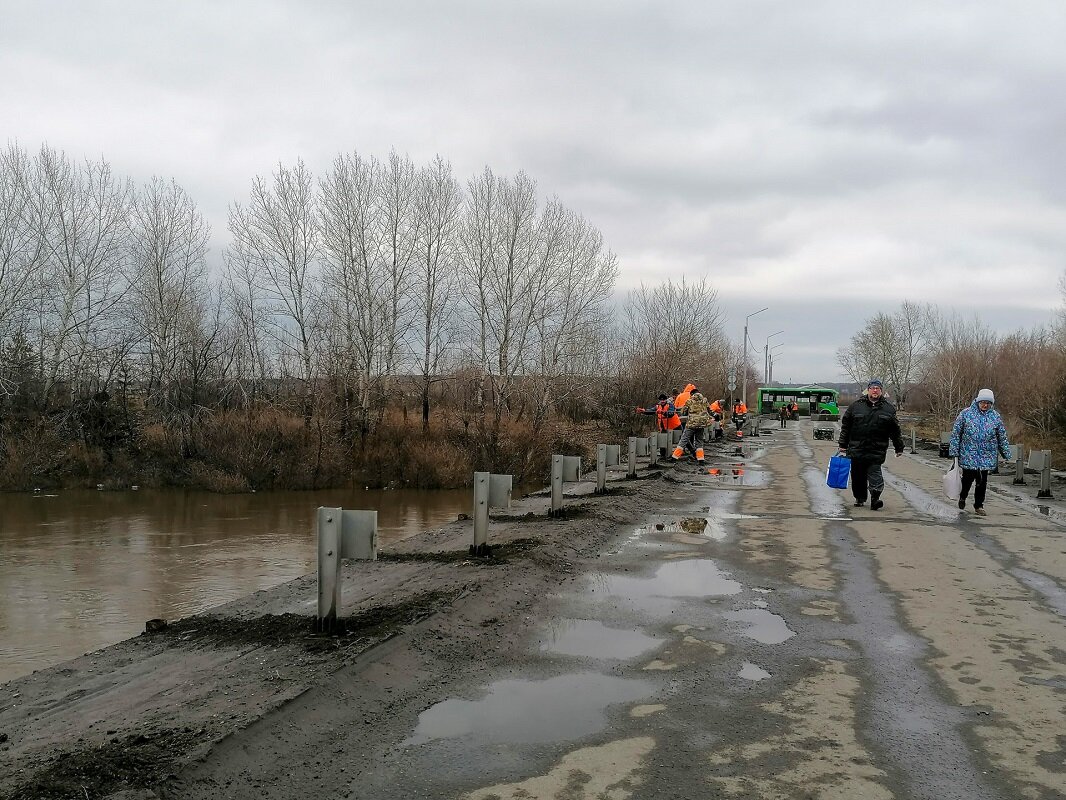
[{"xmin": 685, "ymin": 393, "xmax": 712, "ymax": 427}]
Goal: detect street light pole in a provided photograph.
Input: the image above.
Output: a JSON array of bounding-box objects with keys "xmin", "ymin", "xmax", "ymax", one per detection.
[
  {"xmin": 769, "ymin": 344, "xmax": 784, "ymax": 384},
  {"xmin": 764, "ymin": 330, "xmax": 784, "ymax": 384},
  {"xmin": 742, "ymin": 307, "xmax": 768, "ymax": 408}
]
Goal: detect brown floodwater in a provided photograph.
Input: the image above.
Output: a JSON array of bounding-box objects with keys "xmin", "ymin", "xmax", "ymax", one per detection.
[{"xmin": 0, "ymin": 487, "xmax": 470, "ymax": 684}]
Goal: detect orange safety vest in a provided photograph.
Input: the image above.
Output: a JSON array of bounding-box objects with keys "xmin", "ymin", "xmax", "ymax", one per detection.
[
  {"xmin": 733, "ymin": 402, "xmax": 747, "ymax": 415},
  {"xmin": 654, "ymin": 400, "xmax": 672, "ymax": 432},
  {"xmin": 709, "ymin": 400, "xmax": 723, "ymax": 414}
]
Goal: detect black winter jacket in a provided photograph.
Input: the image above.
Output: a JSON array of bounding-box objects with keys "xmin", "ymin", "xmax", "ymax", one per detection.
[{"xmin": 838, "ymin": 397, "xmax": 904, "ymax": 464}]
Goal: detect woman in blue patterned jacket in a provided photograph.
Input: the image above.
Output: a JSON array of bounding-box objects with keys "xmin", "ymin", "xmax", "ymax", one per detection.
[{"xmin": 948, "ymin": 388, "xmax": 1012, "ymax": 516}]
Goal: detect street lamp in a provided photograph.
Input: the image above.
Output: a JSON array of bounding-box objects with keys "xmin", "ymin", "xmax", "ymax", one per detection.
[
  {"xmin": 764, "ymin": 330, "xmax": 784, "ymax": 384},
  {"xmin": 742, "ymin": 307, "xmax": 768, "ymax": 407},
  {"xmin": 769, "ymin": 344, "xmax": 784, "ymax": 384}
]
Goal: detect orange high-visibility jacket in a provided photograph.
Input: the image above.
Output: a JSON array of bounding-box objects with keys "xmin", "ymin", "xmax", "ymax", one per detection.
[
  {"xmin": 733, "ymin": 402, "xmax": 748, "ymax": 414},
  {"xmin": 674, "ymin": 384, "xmax": 697, "ymax": 408},
  {"xmin": 709, "ymin": 400, "xmax": 723, "ymax": 414}
]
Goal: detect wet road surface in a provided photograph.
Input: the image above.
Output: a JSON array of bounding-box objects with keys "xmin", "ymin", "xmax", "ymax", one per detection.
[{"xmin": 359, "ymin": 423, "xmax": 1065, "ymax": 799}]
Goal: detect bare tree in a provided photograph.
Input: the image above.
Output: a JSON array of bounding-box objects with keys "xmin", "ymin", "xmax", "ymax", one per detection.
[
  {"xmin": 228, "ymin": 159, "xmax": 320, "ymax": 423},
  {"xmin": 318, "ymin": 151, "xmax": 383, "ymax": 436},
  {"xmin": 620, "ymin": 277, "xmax": 727, "ymax": 398},
  {"xmin": 837, "ymin": 301, "xmax": 936, "ymax": 408},
  {"xmin": 458, "ymin": 168, "xmax": 555, "ymax": 458},
  {"xmin": 530, "ymin": 203, "xmax": 617, "ymax": 432},
  {"xmin": 0, "ymin": 143, "xmax": 44, "ymax": 345},
  {"xmin": 26, "ymin": 146, "xmax": 132, "ymax": 410},
  {"xmin": 411, "ymin": 155, "xmax": 462, "ymax": 430},
  {"xmin": 377, "ymin": 150, "xmax": 417, "ymax": 381},
  {"xmin": 919, "ymin": 313, "xmax": 998, "ymax": 423},
  {"xmin": 127, "ymin": 176, "xmax": 210, "ymax": 407}
]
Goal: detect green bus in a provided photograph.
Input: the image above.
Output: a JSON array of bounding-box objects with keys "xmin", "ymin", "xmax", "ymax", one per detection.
[{"xmin": 756, "ymin": 385, "xmax": 840, "ymax": 418}]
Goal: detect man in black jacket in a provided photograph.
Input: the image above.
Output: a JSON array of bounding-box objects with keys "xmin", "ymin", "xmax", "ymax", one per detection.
[{"xmin": 837, "ymin": 379, "xmax": 904, "ymax": 511}]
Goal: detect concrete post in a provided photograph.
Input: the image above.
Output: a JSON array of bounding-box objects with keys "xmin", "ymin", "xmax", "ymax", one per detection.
[
  {"xmin": 316, "ymin": 507, "xmax": 342, "ymax": 632},
  {"xmin": 910, "ymin": 428, "xmax": 917, "ymax": 454},
  {"xmin": 596, "ymin": 444, "xmax": 607, "ymax": 494},
  {"xmin": 646, "ymin": 436, "xmax": 658, "ymax": 462},
  {"xmin": 1038, "ymin": 450, "xmax": 1053, "ymax": 499},
  {"xmin": 1013, "ymin": 445, "xmax": 1026, "ymax": 485},
  {"xmin": 473, "ymin": 471, "xmax": 490, "ymax": 548},
  {"xmin": 627, "ymin": 437, "xmax": 638, "ymax": 477}
]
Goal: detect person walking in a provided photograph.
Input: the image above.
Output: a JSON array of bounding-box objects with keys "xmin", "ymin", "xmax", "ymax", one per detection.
[
  {"xmin": 779, "ymin": 403, "xmax": 789, "ymax": 428},
  {"xmin": 837, "ymin": 379, "xmax": 904, "ymax": 511},
  {"xmin": 949, "ymin": 388, "xmax": 1012, "ymax": 516},
  {"xmin": 671, "ymin": 388, "xmax": 712, "ymax": 465}
]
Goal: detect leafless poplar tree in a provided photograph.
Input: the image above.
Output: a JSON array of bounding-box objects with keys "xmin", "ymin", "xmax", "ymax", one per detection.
[
  {"xmin": 0, "ymin": 144, "xmax": 44, "ymax": 348},
  {"xmin": 318, "ymin": 151, "xmax": 383, "ymax": 436},
  {"xmin": 411, "ymin": 155, "xmax": 462, "ymax": 430},
  {"xmin": 530, "ymin": 203, "xmax": 618, "ymax": 431},
  {"xmin": 127, "ymin": 176, "xmax": 210, "ymax": 408},
  {"xmin": 26, "ymin": 146, "xmax": 132, "ymax": 410},
  {"xmin": 377, "ymin": 150, "xmax": 417, "ymax": 382},
  {"xmin": 228, "ymin": 159, "xmax": 320, "ymax": 423}
]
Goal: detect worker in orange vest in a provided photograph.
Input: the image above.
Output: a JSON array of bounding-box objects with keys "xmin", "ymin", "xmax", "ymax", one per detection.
[
  {"xmin": 732, "ymin": 399, "xmax": 748, "ymax": 434},
  {"xmin": 636, "ymin": 394, "xmax": 680, "ymax": 432},
  {"xmin": 709, "ymin": 398, "xmax": 725, "ymax": 440}
]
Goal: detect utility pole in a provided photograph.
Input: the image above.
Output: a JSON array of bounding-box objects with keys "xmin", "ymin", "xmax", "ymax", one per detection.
[
  {"xmin": 764, "ymin": 330, "xmax": 784, "ymax": 384},
  {"xmin": 742, "ymin": 307, "xmax": 768, "ymax": 408}
]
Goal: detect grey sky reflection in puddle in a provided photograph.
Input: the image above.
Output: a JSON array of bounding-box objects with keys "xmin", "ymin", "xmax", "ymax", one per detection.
[
  {"xmin": 406, "ymin": 672, "xmax": 654, "ymax": 745},
  {"xmin": 539, "ymin": 618, "xmax": 662, "ymax": 660}
]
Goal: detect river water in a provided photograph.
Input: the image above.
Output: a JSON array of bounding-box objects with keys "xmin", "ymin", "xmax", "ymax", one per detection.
[{"xmin": 0, "ymin": 487, "xmax": 469, "ymax": 684}]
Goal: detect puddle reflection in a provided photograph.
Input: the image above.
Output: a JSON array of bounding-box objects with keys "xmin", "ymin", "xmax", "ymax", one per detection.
[
  {"xmin": 540, "ymin": 619, "xmax": 661, "ymax": 660},
  {"xmin": 406, "ymin": 672, "xmax": 654, "ymax": 745},
  {"xmin": 724, "ymin": 609, "xmax": 796, "ymax": 644}
]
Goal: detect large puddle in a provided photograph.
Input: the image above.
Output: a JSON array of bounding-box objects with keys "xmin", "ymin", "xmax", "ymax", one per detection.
[
  {"xmin": 406, "ymin": 672, "xmax": 654, "ymax": 745},
  {"xmin": 539, "ymin": 618, "xmax": 662, "ymax": 660},
  {"xmin": 589, "ymin": 559, "xmax": 743, "ymax": 615},
  {"xmin": 723, "ymin": 609, "xmax": 796, "ymax": 644}
]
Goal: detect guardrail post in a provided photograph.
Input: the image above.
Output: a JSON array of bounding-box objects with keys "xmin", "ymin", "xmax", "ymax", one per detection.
[
  {"xmin": 550, "ymin": 455, "xmax": 582, "ymax": 517},
  {"xmin": 470, "ymin": 472, "xmax": 512, "ymax": 554},
  {"xmin": 473, "ymin": 471, "xmax": 491, "ymax": 549},
  {"xmin": 656, "ymin": 432, "xmax": 670, "ymax": 458},
  {"xmin": 1038, "ymin": 450, "xmax": 1053, "ymax": 499},
  {"xmin": 1013, "ymin": 445, "xmax": 1026, "ymax": 485},
  {"xmin": 551, "ymin": 454, "xmax": 564, "ymax": 516},
  {"xmin": 316, "ymin": 507, "xmax": 342, "ymax": 633},
  {"xmin": 910, "ymin": 427, "xmax": 917, "ymax": 454},
  {"xmin": 596, "ymin": 444, "xmax": 607, "ymax": 494},
  {"xmin": 646, "ymin": 435, "xmax": 658, "ymax": 462},
  {"xmin": 627, "ymin": 437, "xmax": 638, "ymax": 477}
]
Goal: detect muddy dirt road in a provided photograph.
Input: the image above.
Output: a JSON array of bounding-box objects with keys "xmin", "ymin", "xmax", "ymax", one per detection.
[{"xmin": 2, "ymin": 422, "xmax": 1064, "ymax": 799}]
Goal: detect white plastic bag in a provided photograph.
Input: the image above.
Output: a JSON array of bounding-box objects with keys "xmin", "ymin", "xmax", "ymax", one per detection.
[{"xmin": 943, "ymin": 459, "xmax": 962, "ymax": 501}]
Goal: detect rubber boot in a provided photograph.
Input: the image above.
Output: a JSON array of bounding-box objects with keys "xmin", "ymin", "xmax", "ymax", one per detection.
[{"xmin": 870, "ymin": 490, "xmax": 884, "ymax": 511}]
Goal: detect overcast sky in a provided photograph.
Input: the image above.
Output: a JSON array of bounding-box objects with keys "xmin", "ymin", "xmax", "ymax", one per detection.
[{"xmin": 3, "ymin": 1, "xmax": 1064, "ymax": 382}]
